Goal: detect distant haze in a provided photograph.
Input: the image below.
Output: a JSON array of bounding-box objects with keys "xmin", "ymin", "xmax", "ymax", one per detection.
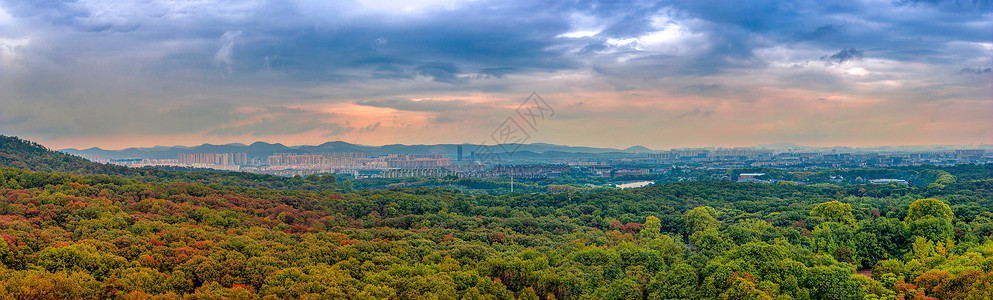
[{"xmin": 0, "ymin": 0, "xmax": 990, "ymax": 149}]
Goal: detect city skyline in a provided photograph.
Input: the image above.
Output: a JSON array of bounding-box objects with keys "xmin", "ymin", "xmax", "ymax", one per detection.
[
  {"xmin": 57, "ymin": 139, "xmax": 993, "ymax": 152},
  {"xmin": 61, "ymin": 138, "xmax": 989, "ymax": 178},
  {"xmin": 1, "ymin": 0, "xmax": 990, "ymax": 150}
]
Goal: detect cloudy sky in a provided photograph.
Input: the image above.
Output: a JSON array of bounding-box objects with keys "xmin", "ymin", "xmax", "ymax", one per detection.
[{"xmin": 0, "ymin": 0, "xmax": 990, "ymax": 150}]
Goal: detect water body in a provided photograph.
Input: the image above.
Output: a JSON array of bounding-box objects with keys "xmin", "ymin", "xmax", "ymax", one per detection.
[{"xmin": 617, "ymin": 181, "xmax": 654, "ymax": 189}]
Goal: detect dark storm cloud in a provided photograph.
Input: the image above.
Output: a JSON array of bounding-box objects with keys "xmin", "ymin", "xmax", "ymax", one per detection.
[
  {"xmin": 675, "ymin": 0, "xmax": 985, "ymax": 61},
  {"xmin": 960, "ymin": 67, "xmax": 992, "ymax": 74},
  {"xmin": 821, "ymin": 48, "xmax": 864, "ymax": 64},
  {"xmin": 568, "ymin": 0, "xmax": 989, "ymax": 83},
  {"xmin": 0, "ymin": 0, "xmax": 989, "ymax": 142},
  {"xmin": 415, "ymin": 62, "xmax": 465, "ymax": 84},
  {"xmin": 3, "ymin": 0, "xmax": 987, "ymax": 82},
  {"xmin": 358, "ymin": 122, "xmax": 381, "ymax": 133},
  {"xmin": 371, "ymin": 63, "xmax": 414, "ymax": 80}
]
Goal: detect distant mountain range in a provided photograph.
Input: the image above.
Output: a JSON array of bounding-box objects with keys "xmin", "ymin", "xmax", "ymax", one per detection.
[
  {"xmin": 58, "ymin": 140, "xmax": 993, "ymax": 160},
  {"xmin": 60, "ymin": 141, "xmax": 661, "ymax": 160}
]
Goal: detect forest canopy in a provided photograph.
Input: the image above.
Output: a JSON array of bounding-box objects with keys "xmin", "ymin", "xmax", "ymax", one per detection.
[{"xmin": 2, "ymin": 135, "xmax": 993, "ymax": 299}]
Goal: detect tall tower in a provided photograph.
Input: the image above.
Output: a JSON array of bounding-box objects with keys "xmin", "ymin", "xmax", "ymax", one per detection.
[{"xmin": 457, "ymin": 145, "xmax": 463, "ymax": 161}]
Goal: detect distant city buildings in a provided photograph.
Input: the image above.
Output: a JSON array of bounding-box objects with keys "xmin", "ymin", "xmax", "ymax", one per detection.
[
  {"xmin": 643, "ymin": 147, "xmax": 986, "ymax": 167},
  {"xmin": 486, "ymin": 164, "xmax": 570, "ymax": 178},
  {"xmin": 612, "ymin": 169, "xmax": 649, "ymax": 177},
  {"xmin": 649, "ymin": 148, "xmax": 773, "ymax": 161},
  {"xmin": 738, "ymin": 173, "xmax": 765, "ymax": 181},
  {"xmin": 957, "ymin": 149, "xmax": 985, "ymax": 161},
  {"xmin": 178, "ymin": 153, "xmax": 247, "ymax": 165},
  {"xmin": 81, "ymin": 143, "xmax": 989, "ymax": 179},
  {"xmin": 267, "ymin": 153, "xmax": 363, "ymax": 166},
  {"xmin": 384, "ymin": 154, "xmax": 450, "ymax": 168},
  {"xmin": 383, "ymin": 168, "xmax": 459, "ymax": 178}
]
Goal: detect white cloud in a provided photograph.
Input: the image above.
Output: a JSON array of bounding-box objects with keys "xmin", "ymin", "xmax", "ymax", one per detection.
[
  {"xmin": 213, "ymin": 30, "xmax": 243, "ymax": 74},
  {"xmin": 606, "ymin": 37, "xmax": 637, "ymax": 47},
  {"xmin": 635, "ymin": 19, "xmax": 707, "ymax": 55},
  {"xmin": 558, "ymin": 12, "xmax": 605, "ymax": 38},
  {"xmin": 603, "ymin": 9, "xmax": 709, "ymax": 57},
  {"xmin": 845, "ymin": 67, "xmax": 868, "ymax": 76},
  {"xmin": 559, "ymin": 30, "xmax": 600, "ymax": 39},
  {"xmin": 0, "ymin": 37, "xmax": 29, "ymax": 69},
  {"xmin": 0, "ymin": 4, "xmax": 12, "ymax": 26}
]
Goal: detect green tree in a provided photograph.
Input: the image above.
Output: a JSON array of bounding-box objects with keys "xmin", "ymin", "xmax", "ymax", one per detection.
[
  {"xmin": 640, "ymin": 216, "xmax": 663, "ymax": 241},
  {"xmin": 905, "ymin": 198, "xmax": 953, "ymax": 223},
  {"xmin": 871, "ymin": 259, "xmax": 905, "ymax": 281},
  {"xmin": 853, "ymin": 232, "xmax": 887, "ymax": 269},
  {"xmin": 35, "ymin": 243, "xmax": 127, "ymax": 281},
  {"xmin": 647, "ymin": 263, "xmax": 698, "ymax": 300},
  {"xmin": 934, "ymin": 174, "xmax": 956, "ymax": 185},
  {"xmin": 718, "ymin": 276, "xmax": 776, "ymax": 300},
  {"xmin": 909, "ymin": 217, "xmax": 953, "ymax": 241},
  {"xmin": 690, "ymin": 229, "xmax": 733, "ymax": 257},
  {"xmin": 860, "ymin": 217, "xmax": 909, "ymax": 259},
  {"xmin": 810, "ymin": 201, "xmax": 855, "ymax": 225},
  {"xmin": 0, "ymin": 238, "xmax": 15, "ymax": 269},
  {"xmin": 518, "ymin": 287, "xmax": 539, "ymax": 300},
  {"xmin": 592, "ymin": 278, "xmax": 642, "ymax": 300},
  {"xmin": 805, "ymin": 265, "xmax": 862, "ymax": 300},
  {"xmin": 685, "ymin": 206, "xmax": 720, "ymax": 235},
  {"xmin": 185, "ymin": 282, "xmax": 258, "ymax": 300},
  {"xmin": 725, "ymin": 219, "xmax": 778, "ymax": 245}
]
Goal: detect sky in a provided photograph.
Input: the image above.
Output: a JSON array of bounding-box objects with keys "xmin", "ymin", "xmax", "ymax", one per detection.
[{"xmin": 0, "ymin": 0, "xmax": 990, "ymax": 150}]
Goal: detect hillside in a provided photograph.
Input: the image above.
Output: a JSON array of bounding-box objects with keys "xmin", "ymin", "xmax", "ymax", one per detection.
[
  {"xmin": 0, "ymin": 135, "xmax": 130, "ymax": 174},
  {"xmin": 0, "ymin": 135, "xmax": 339, "ymax": 191}
]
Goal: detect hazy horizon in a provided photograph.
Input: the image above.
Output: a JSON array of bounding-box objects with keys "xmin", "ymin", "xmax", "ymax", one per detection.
[
  {"xmin": 52, "ymin": 138, "xmax": 993, "ymax": 152},
  {"xmin": 1, "ymin": 0, "xmax": 990, "ymax": 150}
]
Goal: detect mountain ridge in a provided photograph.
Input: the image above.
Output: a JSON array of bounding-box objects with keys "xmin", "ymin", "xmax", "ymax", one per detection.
[{"xmin": 60, "ymin": 141, "xmax": 663, "ymax": 159}]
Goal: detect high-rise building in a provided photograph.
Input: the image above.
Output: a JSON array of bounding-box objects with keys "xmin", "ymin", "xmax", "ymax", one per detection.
[
  {"xmin": 178, "ymin": 152, "xmax": 247, "ymax": 165},
  {"xmin": 647, "ymin": 153, "xmax": 674, "ymax": 160},
  {"xmin": 384, "ymin": 155, "xmax": 450, "ymax": 168},
  {"xmin": 457, "ymin": 145, "xmax": 463, "ymax": 161},
  {"xmin": 956, "ymin": 149, "xmax": 985, "ymax": 161}
]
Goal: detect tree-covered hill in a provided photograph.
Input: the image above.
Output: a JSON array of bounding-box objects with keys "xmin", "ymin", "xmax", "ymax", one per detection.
[
  {"xmin": 0, "ymin": 135, "xmax": 339, "ymax": 191},
  {"xmin": 0, "ymin": 135, "xmax": 115, "ymax": 174}
]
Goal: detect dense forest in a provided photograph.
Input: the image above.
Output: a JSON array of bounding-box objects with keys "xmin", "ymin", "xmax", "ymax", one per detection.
[{"xmin": 2, "ymin": 136, "xmax": 993, "ymax": 299}]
